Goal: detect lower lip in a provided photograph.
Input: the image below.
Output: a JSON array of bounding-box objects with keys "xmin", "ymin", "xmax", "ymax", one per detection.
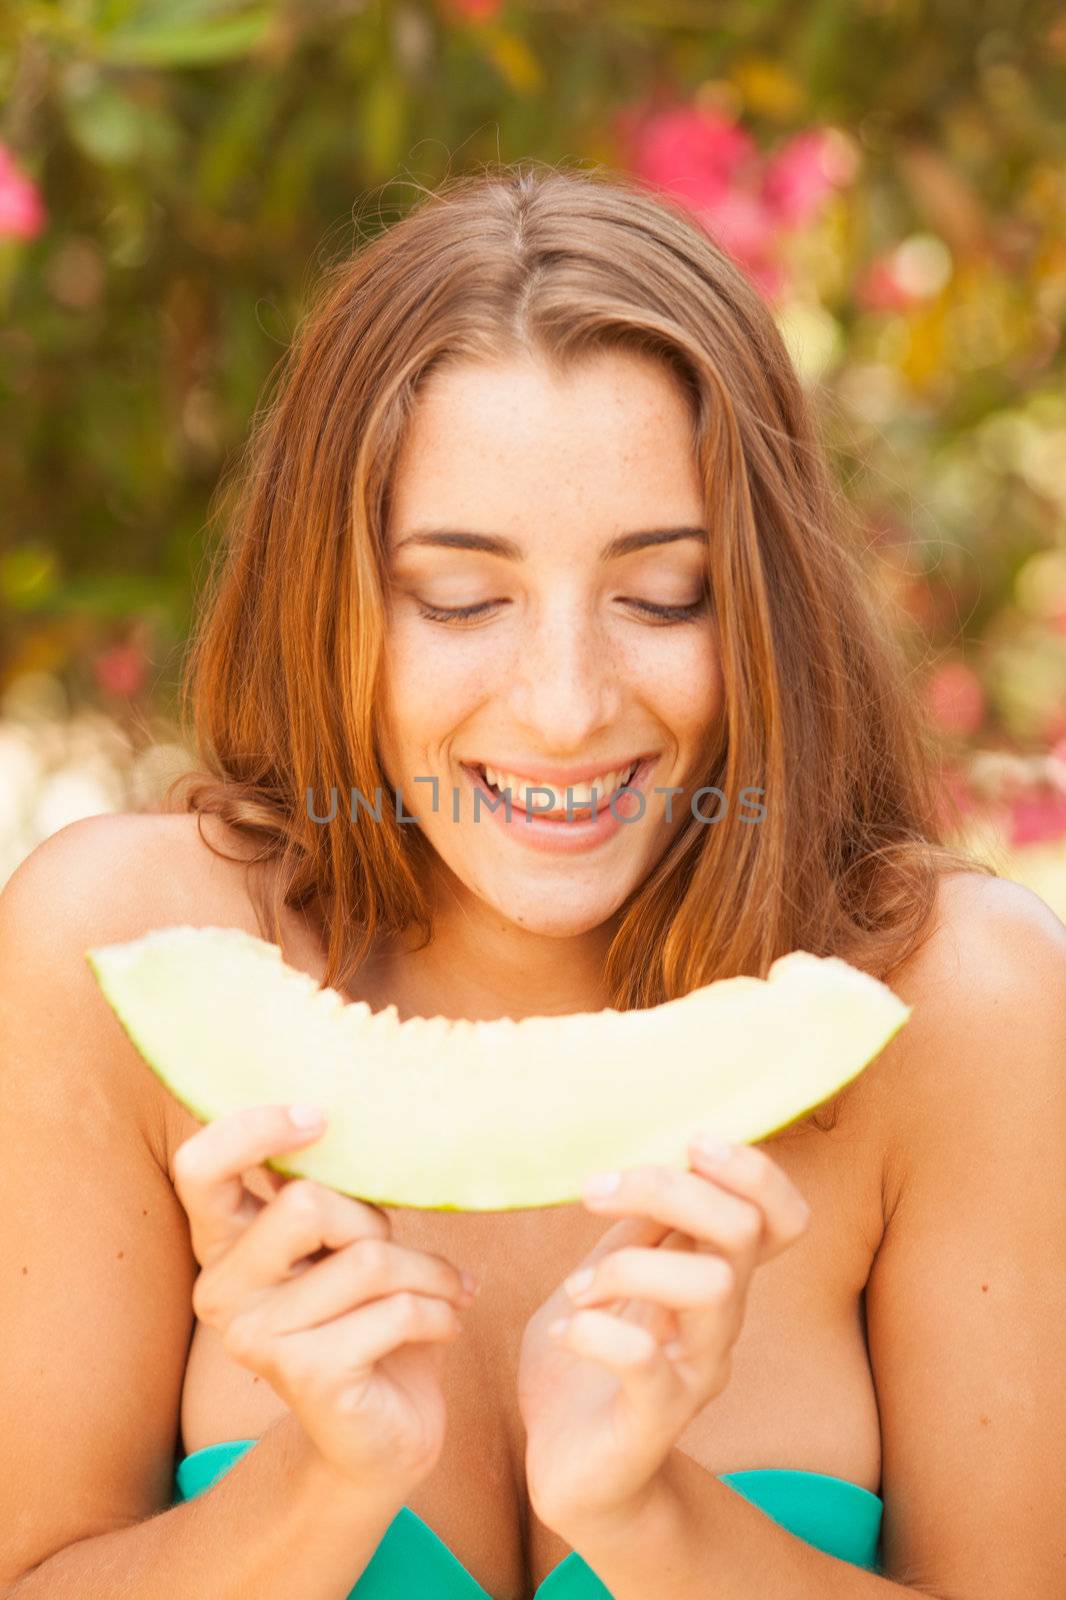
[{"xmin": 460, "ymin": 758, "xmax": 657, "ymax": 854}]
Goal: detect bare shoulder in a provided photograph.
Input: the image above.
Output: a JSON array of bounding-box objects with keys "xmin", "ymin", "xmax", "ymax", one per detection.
[
  {"xmin": 2, "ymin": 807, "xmax": 258, "ymax": 912},
  {"xmin": 887, "ymin": 868, "xmax": 1066, "ymax": 1070},
  {"xmin": 0, "ymin": 809, "xmax": 266, "ymax": 1150},
  {"xmin": 874, "ymin": 868, "xmax": 1066, "ymax": 1206},
  {"xmin": 896, "ymin": 867, "xmax": 1066, "ymax": 1004},
  {"xmin": 3, "ymin": 806, "xmax": 270, "ymax": 934}
]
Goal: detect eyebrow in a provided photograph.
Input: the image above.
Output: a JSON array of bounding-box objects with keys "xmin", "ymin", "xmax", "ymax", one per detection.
[{"xmin": 392, "ymin": 527, "xmax": 708, "ymax": 560}]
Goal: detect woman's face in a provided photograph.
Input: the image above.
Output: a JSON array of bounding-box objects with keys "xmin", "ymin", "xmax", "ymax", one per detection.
[{"xmin": 378, "ymin": 347, "xmax": 723, "ymax": 939}]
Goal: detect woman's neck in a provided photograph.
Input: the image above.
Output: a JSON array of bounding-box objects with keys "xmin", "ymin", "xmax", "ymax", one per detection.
[{"xmin": 350, "ymin": 890, "xmax": 621, "ymax": 1024}]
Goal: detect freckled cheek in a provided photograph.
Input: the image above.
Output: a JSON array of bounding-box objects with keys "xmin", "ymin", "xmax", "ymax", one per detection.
[
  {"xmin": 380, "ymin": 625, "xmax": 492, "ymax": 769},
  {"xmin": 631, "ymin": 632, "xmax": 723, "ymax": 742}
]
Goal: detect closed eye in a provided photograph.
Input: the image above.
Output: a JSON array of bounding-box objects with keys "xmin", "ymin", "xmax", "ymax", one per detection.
[
  {"xmin": 416, "ymin": 600, "xmax": 501, "ymax": 624},
  {"xmin": 625, "ymin": 597, "xmax": 708, "ymax": 623},
  {"xmin": 416, "ymin": 594, "xmax": 709, "ymax": 626}
]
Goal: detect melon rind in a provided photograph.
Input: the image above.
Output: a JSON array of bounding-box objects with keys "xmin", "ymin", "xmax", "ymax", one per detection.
[{"xmin": 86, "ymin": 925, "xmax": 911, "ymax": 1211}]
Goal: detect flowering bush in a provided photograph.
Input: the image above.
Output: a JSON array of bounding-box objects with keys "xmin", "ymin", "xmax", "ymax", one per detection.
[{"xmin": 624, "ymin": 107, "xmax": 857, "ymax": 300}]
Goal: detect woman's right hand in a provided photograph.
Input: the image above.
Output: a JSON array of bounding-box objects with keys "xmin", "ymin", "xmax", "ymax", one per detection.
[{"xmin": 172, "ymin": 1102, "xmax": 478, "ymax": 1496}]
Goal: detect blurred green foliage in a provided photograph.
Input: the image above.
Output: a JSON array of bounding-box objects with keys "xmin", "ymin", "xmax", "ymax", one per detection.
[{"xmin": 1, "ymin": 0, "xmax": 1064, "ymax": 764}]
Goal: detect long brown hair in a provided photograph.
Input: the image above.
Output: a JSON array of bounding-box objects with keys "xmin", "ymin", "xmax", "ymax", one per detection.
[{"xmin": 170, "ymin": 159, "xmax": 992, "ymax": 1032}]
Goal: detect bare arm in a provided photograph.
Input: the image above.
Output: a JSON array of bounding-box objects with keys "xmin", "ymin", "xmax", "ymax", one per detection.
[
  {"xmin": 0, "ymin": 816, "xmax": 403, "ymax": 1599},
  {"xmin": 8, "ymin": 1411, "xmax": 404, "ymax": 1599},
  {"xmin": 864, "ymin": 876, "xmax": 1066, "ymax": 1595}
]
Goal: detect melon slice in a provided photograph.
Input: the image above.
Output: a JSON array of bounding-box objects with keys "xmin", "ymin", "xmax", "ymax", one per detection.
[{"xmin": 86, "ymin": 925, "xmax": 910, "ymax": 1211}]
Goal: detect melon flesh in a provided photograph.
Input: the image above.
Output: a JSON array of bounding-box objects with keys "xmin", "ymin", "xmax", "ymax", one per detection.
[{"xmin": 86, "ymin": 926, "xmax": 910, "ymax": 1211}]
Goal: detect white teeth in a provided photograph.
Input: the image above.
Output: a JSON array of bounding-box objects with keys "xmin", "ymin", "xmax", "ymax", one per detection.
[{"xmin": 480, "ymin": 761, "xmax": 639, "ymax": 814}]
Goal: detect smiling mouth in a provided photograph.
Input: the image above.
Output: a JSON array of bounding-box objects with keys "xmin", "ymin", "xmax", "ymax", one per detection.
[{"xmin": 464, "ymin": 759, "xmax": 644, "ymax": 817}]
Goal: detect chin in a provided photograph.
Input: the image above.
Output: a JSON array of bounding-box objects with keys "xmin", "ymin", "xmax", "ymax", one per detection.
[{"xmin": 481, "ymin": 885, "xmax": 631, "ymax": 940}]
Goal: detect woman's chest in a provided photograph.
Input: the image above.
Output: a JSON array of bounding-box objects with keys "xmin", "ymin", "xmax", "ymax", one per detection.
[{"xmin": 176, "ymin": 1108, "xmax": 886, "ymax": 1600}]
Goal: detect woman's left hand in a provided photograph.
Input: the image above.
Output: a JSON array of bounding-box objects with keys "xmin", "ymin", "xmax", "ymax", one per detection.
[{"xmin": 517, "ymin": 1133, "xmax": 812, "ymax": 1537}]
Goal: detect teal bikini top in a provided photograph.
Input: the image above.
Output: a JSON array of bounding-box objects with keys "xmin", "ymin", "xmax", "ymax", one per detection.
[{"xmin": 173, "ymin": 1439, "xmax": 883, "ymax": 1596}]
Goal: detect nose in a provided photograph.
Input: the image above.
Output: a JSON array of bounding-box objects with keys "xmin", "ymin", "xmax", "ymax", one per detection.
[{"xmin": 504, "ymin": 595, "xmax": 623, "ymax": 751}]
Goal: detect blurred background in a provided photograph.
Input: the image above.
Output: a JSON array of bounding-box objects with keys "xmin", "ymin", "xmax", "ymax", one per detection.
[{"xmin": 1, "ymin": 0, "xmax": 1064, "ymax": 918}]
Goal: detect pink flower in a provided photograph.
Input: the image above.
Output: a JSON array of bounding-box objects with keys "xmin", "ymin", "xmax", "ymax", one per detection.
[
  {"xmin": 855, "ymin": 256, "xmax": 916, "ymax": 313},
  {"xmin": 925, "ymin": 660, "xmax": 985, "ymax": 738},
  {"xmin": 0, "ymin": 143, "xmax": 46, "ymax": 240},
  {"xmin": 631, "ymin": 107, "xmax": 786, "ymax": 293},
  {"xmin": 442, "ymin": 0, "xmax": 500, "ymax": 18},
  {"xmin": 628, "ymin": 108, "xmax": 853, "ymax": 302},
  {"xmin": 92, "ymin": 643, "xmax": 148, "ymax": 699},
  {"xmin": 632, "ymin": 106, "xmax": 756, "ymax": 210},
  {"xmin": 1008, "ymin": 789, "xmax": 1066, "ymax": 847},
  {"xmin": 762, "ymin": 128, "xmax": 852, "ymax": 228},
  {"xmin": 700, "ymin": 186, "xmax": 775, "ymax": 261}
]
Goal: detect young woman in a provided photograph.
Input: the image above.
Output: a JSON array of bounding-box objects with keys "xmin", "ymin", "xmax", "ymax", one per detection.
[{"xmin": 3, "ymin": 164, "xmax": 1064, "ymax": 1600}]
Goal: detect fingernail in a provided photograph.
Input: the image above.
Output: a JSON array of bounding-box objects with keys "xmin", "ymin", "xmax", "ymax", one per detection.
[
  {"xmin": 460, "ymin": 1270, "xmax": 479, "ymax": 1298},
  {"xmin": 288, "ymin": 1103, "xmax": 327, "ymax": 1129},
  {"xmin": 548, "ymin": 1317, "xmax": 571, "ymax": 1337},
  {"xmin": 693, "ymin": 1133, "xmax": 733, "ymax": 1163},
  {"xmin": 584, "ymin": 1171, "xmax": 622, "ymax": 1199},
  {"xmin": 565, "ymin": 1267, "xmax": 594, "ymax": 1298}
]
